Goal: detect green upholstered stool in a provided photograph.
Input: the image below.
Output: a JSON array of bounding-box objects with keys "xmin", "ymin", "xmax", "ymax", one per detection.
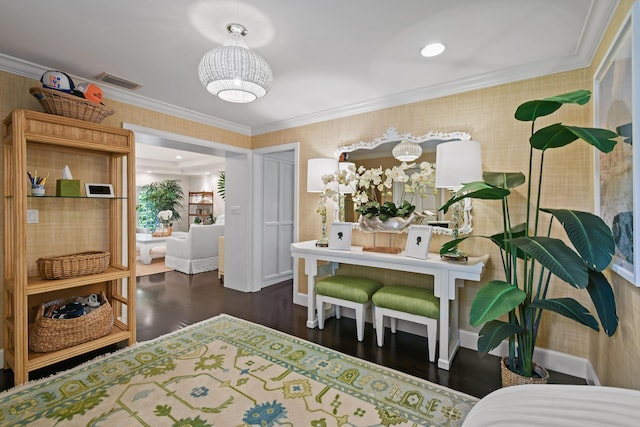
[
  {"xmin": 372, "ymin": 285, "xmax": 440, "ymax": 362},
  {"xmin": 316, "ymin": 275, "xmax": 382, "ymax": 342}
]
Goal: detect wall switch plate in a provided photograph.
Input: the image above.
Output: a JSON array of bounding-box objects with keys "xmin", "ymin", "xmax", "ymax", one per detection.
[
  {"xmin": 27, "ymin": 209, "xmax": 38, "ymax": 223},
  {"xmin": 231, "ymin": 206, "xmax": 241, "ymax": 215}
]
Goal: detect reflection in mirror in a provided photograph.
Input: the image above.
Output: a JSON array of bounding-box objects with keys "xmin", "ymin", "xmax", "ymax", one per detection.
[{"xmin": 337, "ymin": 127, "xmax": 473, "ymax": 235}]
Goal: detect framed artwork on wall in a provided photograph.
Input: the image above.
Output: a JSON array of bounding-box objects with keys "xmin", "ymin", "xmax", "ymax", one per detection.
[
  {"xmin": 594, "ymin": 2, "xmax": 640, "ymax": 287},
  {"xmin": 329, "ymin": 222, "xmax": 352, "ymax": 250},
  {"xmin": 404, "ymin": 225, "xmax": 433, "ymax": 259}
]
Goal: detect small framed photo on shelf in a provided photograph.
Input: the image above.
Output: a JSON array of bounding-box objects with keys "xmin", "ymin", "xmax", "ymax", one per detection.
[
  {"xmin": 329, "ymin": 222, "xmax": 352, "ymax": 250},
  {"xmin": 404, "ymin": 225, "xmax": 433, "ymax": 259},
  {"xmin": 85, "ymin": 183, "xmax": 114, "ymax": 198}
]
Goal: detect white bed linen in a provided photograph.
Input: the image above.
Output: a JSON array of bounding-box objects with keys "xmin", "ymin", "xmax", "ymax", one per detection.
[{"xmin": 462, "ymin": 384, "xmax": 640, "ymax": 427}]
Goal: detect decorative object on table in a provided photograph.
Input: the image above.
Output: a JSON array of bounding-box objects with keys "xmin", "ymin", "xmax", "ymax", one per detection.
[
  {"xmin": 153, "ymin": 209, "xmax": 174, "ymax": 236},
  {"xmin": 1, "ymin": 314, "xmax": 477, "ymax": 426},
  {"xmin": 29, "ymin": 291, "xmax": 113, "ymax": 353},
  {"xmin": 198, "ymin": 23, "xmax": 273, "ymax": 103},
  {"xmin": 307, "ymin": 158, "xmax": 339, "ymax": 247},
  {"xmin": 435, "ymin": 139, "xmax": 483, "ymax": 260},
  {"xmin": 30, "ymin": 72, "xmax": 114, "ymax": 123},
  {"xmin": 36, "ymin": 251, "xmax": 111, "ymax": 280},
  {"xmin": 137, "ymin": 179, "xmax": 184, "ymax": 230},
  {"xmin": 84, "ymin": 183, "xmax": 114, "ymax": 198},
  {"xmin": 350, "ymin": 161, "xmax": 435, "ymax": 252},
  {"xmin": 27, "ymin": 170, "xmax": 48, "ymax": 196},
  {"xmin": 439, "ymin": 90, "xmax": 619, "ymax": 385},
  {"xmin": 321, "ymin": 161, "xmax": 357, "ymax": 222},
  {"xmin": 328, "ymin": 222, "xmax": 353, "ymax": 250},
  {"xmin": 404, "ymin": 225, "xmax": 433, "ymax": 259},
  {"xmin": 55, "ymin": 164, "xmax": 81, "ymax": 197}
]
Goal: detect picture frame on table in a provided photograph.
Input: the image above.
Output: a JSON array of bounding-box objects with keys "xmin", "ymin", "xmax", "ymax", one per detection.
[
  {"xmin": 328, "ymin": 222, "xmax": 352, "ymax": 250},
  {"xmin": 404, "ymin": 225, "xmax": 433, "ymax": 259},
  {"xmin": 594, "ymin": 3, "xmax": 640, "ymax": 287}
]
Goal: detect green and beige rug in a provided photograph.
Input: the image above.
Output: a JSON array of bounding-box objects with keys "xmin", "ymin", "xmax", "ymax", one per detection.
[{"xmin": 0, "ymin": 314, "xmax": 477, "ymax": 426}]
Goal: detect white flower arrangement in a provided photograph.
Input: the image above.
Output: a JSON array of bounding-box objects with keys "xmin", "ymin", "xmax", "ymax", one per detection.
[
  {"xmin": 353, "ymin": 162, "xmax": 435, "ymax": 206},
  {"xmin": 157, "ymin": 210, "xmax": 173, "ymax": 222}
]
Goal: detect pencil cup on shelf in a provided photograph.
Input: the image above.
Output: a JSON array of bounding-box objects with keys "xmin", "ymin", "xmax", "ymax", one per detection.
[{"xmin": 31, "ymin": 184, "xmax": 45, "ymax": 196}]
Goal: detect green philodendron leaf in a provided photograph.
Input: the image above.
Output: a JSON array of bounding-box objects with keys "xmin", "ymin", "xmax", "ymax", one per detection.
[
  {"xmin": 541, "ymin": 208, "xmax": 615, "ymax": 271},
  {"xmin": 440, "ymin": 237, "xmax": 469, "ymax": 255},
  {"xmin": 587, "ymin": 270, "xmax": 619, "ymax": 336},
  {"xmin": 439, "ymin": 181, "xmax": 509, "ymax": 213},
  {"xmin": 509, "ymin": 236, "xmax": 589, "ymax": 288},
  {"xmin": 470, "ymin": 280, "xmax": 527, "ymax": 326},
  {"xmin": 482, "ymin": 171, "xmax": 526, "ymax": 189},
  {"xmin": 514, "ymin": 90, "xmax": 591, "ymax": 122},
  {"xmin": 564, "ymin": 126, "xmax": 618, "ymax": 153},
  {"xmin": 477, "ymin": 320, "xmax": 523, "ymax": 353},
  {"xmin": 515, "ymin": 100, "xmax": 562, "ymax": 122},
  {"xmin": 530, "ymin": 124, "xmax": 618, "ymax": 153},
  {"xmin": 529, "ymin": 298, "xmax": 599, "ymax": 331},
  {"xmin": 490, "ymin": 223, "xmax": 528, "ymax": 259}
]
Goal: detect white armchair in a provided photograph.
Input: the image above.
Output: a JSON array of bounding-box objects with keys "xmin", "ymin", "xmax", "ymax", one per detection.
[{"xmin": 165, "ymin": 224, "xmax": 224, "ymax": 274}]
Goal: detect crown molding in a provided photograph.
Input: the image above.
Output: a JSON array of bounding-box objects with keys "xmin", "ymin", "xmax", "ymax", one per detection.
[{"xmin": 0, "ymin": 53, "xmax": 252, "ymax": 136}]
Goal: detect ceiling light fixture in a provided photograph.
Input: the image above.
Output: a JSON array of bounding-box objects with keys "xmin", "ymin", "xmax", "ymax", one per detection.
[
  {"xmin": 392, "ymin": 140, "xmax": 422, "ymax": 162},
  {"xmin": 198, "ymin": 23, "xmax": 273, "ymax": 103},
  {"xmin": 421, "ymin": 42, "xmax": 446, "ymax": 57}
]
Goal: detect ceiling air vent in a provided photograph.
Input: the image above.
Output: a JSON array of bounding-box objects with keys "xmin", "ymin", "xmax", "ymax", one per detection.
[{"xmin": 96, "ymin": 72, "xmax": 142, "ymax": 90}]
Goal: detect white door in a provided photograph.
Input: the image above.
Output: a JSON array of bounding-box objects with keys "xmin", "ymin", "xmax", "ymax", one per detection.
[{"xmin": 261, "ymin": 154, "xmax": 294, "ymax": 285}]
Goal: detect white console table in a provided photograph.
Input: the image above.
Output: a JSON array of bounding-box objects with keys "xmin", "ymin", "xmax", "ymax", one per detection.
[{"xmin": 291, "ymin": 240, "xmax": 489, "ymax": 370}]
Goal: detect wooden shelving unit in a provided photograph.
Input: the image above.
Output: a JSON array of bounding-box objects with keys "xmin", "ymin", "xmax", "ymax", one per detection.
[
  {"xmin": 2, "ymin": 109, "xmax": 136, "ymax": 385},
  {"xmin": 188, "ymin": 191, "xmax": 214, "ymax": 226}
]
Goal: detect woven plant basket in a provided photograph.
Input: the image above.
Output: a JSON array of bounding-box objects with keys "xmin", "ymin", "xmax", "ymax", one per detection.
[
  {"xmin": 37, "ymin": 251, "xmax": 110, "ymax": 280},
  {"xmin": 29, "ymin": 87, "xmax": 114, "ymax": 123},
  {"xmin": 29, "ymin": 291, "xmax": 114, "ymax": 353},
  {"xmin": 501, "ymin": 357, "xmax": 549, "ymax": 387}
]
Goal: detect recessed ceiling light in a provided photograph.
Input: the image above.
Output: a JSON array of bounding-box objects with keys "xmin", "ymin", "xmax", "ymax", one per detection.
[
  {"xmin": 176, "ymin": 155, "xmax": 182, "ymax": 159},
  {"xmin": 146, "ymin": 170, "xmax": 153, "ymax": 173},
  {"xmin": 421, "ymin": 42, "xmax": 446, "ymax": 57}
]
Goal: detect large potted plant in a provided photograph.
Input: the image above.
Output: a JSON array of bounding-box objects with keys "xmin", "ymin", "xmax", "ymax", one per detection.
[
  {"xmin": 439, "ymin": 90, "xmax": 619, "ymax": 383},
  {"xmin": 138, "ymin": 179, "xmax": 185, "ymax": 230}
]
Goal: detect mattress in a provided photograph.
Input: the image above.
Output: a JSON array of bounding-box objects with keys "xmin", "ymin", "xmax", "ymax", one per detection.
[{"xmin": 462, "ymin": 384, "xmax": 640, "ymax": 427}]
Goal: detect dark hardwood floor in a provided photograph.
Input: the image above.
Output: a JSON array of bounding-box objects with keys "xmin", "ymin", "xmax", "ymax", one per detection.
[{"xmin": 1, "ymin": 269, "xmax": 586, "ymax": 397}]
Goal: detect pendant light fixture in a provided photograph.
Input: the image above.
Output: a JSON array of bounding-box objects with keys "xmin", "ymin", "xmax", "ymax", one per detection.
[
  {"xmin": 392, "ymin": 140, "xmax": 422, "ymax": 162},
  {"xmin": 198, "ymin": 23, "xmax": 273, "ymax": 103}
]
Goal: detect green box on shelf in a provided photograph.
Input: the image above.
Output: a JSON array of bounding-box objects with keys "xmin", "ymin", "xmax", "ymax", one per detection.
[{"xmin": 56, "ymin": 179, "xmax": 81, "ymax": 197}]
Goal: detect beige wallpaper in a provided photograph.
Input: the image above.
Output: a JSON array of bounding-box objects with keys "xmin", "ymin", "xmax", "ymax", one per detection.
[
  {"xmin": 2, "ymin": 0, "xmax": 638, "ymax": 389},
  {"xmin": 254, "ymin": 37, "xmax": 639, "ymax": 387}
]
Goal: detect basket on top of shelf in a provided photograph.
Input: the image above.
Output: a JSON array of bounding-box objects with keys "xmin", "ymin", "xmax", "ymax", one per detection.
[
  {"xmin": 36, "ymin": 251, "xmax": 110, "ymax": 280},
  {"xmin": 29, "ymin": 87, "xmax": 115, "ymax": 123},
  {"xmin": 29, "ymin": 291, "xmax": 114, "ymax": 353}
]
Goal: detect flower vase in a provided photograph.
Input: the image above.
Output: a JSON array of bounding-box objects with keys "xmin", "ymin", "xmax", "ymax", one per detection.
[{"xmin": 359, "ymin": 212, "xmax": 425, "ymax": 253}]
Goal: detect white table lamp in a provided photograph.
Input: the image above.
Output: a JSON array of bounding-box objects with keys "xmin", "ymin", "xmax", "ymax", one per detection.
[{"xmin": 435, "ymin": 140, "xmax": 483, "ymax": 259}]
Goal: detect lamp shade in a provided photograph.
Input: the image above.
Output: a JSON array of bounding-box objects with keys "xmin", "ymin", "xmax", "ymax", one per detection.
[
  {"xmin": 392, "ymin": 140, "xmax": 422, "ymax": 162},
  {"xmin": 198, "ymin": 24, "xmax": 273, "ymax": 103},
  {"xmin": 435, "ymin": 140, "xmax": 482, "ymax": 189},
  {"xmin": 307, "ymin": 158, "xmax": 338, "ymax": 193}
]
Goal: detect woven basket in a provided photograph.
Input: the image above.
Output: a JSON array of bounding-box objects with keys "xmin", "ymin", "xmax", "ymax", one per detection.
[
  {"xmin": 29, "ymin": 87, "xmax": 114, "ymax": 123},
  {"xmin": 500, "ymin": 357, "xmax": 549, "ymax": 387},
  {"xmin": 29, "ymin": 291, "xmax": 114, "ymax": 352},
  {"xmin": 37, "ymin": 251, "xmax": 110, "ymax": 280}
]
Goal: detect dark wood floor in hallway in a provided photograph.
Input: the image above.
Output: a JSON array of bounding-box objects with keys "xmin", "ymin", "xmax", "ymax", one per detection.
[{"xmin": 1, "ymin": 269, "xmax": 586, "ymax": 396}]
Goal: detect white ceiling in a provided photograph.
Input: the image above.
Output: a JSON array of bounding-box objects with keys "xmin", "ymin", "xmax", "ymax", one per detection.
[{"xmin": 0, "ymin": 0, "xmax": 619, "ymax": 161}]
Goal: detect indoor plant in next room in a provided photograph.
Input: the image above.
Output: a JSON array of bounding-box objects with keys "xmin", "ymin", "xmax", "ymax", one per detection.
[{"xmin": 439, "ymin": 90, "xmax": 619, "ymax": 385}]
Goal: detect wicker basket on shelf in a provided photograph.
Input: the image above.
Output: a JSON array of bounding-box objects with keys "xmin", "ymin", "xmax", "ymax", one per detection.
[
  {"xmin": 29, "ymin": 87, "xmax": 114, "ymax": 123},
  {"xmin": 29, "ymin": 291, "xmax": 114, "ymax": 353},
  {"xmin": 36, "ymin": 251, "xmax": 110, "ymax": 280}
]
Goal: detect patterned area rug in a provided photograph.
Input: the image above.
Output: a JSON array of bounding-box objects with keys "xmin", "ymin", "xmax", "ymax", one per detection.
[{"xmin": 0, "ymin": 314, "xmax": 477, "ymax": 426}]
